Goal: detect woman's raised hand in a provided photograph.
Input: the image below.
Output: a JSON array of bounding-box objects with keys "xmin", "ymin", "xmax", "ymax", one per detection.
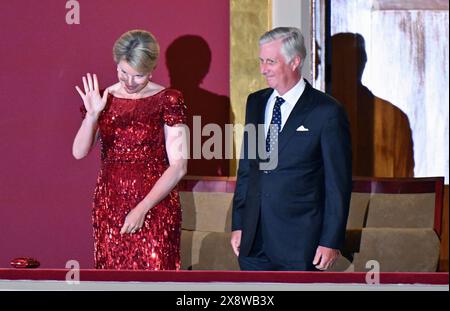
[{"xmin": 75, "ymin": 73, "xmax": 109, "ymax": 118}]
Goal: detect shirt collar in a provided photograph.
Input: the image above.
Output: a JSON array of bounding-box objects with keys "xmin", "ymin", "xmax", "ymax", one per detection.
[{"xmin": 272, "ymin": 78, "xmax": 306, "ymax": 107}]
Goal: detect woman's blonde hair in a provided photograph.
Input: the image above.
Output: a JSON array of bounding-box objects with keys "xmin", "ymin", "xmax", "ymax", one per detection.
[{"xmin": 113, "ymin": 29, "xmax": 160, "ymax": 73}]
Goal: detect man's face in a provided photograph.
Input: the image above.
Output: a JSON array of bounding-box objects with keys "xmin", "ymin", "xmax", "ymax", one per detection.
[{"xmin": 259, "ymin": 39, "xmax": 299, "ymax": 94}]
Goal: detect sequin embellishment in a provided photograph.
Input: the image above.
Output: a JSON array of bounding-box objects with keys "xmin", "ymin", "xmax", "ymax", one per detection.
[{"xmin": 81, "ymin": 89, "xmax": 186, "ymax": 270}]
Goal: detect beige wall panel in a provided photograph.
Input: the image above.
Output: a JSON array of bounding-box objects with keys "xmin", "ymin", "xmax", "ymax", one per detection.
[{"xmin": 180, "ymin": 192, "xmax": 233, "ymax": 232}]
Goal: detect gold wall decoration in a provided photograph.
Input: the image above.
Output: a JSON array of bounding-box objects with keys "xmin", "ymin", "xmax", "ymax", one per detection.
[{"xmin": 230, "ymin": 0, "xmax": 272, "ymax": 175}]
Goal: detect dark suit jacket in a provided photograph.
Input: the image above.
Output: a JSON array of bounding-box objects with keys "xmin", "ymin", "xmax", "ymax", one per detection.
[{"xmin": 232, "ymin": 80, "xmax": 352, "ymax": 265}]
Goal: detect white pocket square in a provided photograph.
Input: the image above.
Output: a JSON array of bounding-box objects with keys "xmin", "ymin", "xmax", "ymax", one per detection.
[{"xmin": 296, "ymin": 125, "xmax": 310, "ymax": 132}]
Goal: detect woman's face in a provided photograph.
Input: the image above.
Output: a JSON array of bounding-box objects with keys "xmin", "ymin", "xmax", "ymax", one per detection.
[{"xmin": 117, "ymin": 60, "xmax": 151, "ymax": 94}]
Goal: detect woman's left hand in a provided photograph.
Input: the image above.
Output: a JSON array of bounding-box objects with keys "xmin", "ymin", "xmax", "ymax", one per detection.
[{"xmin": 120, "ymin": 203, "xmax": 149, "ymax": 235}]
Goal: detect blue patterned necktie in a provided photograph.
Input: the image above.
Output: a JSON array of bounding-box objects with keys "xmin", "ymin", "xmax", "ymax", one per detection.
[{"xmin": 266, "ymin": 96, "xmax": 285, "ymax": 153}]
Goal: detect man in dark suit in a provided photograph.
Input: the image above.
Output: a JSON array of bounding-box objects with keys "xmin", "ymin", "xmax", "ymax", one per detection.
[{"xmin": 231, "ymin": 27, "xmax": 352, "ymax": 271}]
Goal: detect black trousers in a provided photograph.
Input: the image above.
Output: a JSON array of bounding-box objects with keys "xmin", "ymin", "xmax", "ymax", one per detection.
[{"xmin": 238, "ymin": 216, "xmax": 317, "ymax": 271}]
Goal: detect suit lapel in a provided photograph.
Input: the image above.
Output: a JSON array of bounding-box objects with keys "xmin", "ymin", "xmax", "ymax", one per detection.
[
  {"xmin": 277, "ymin": 81, "xmax": 316, "ymax": 155},
  {"xmin": 256, "ymin": 89, "xmax": 273, "ymax": 125},
  {"xmin": 254, "ymin": 89, "xmax": 273, "ymax": 161}
]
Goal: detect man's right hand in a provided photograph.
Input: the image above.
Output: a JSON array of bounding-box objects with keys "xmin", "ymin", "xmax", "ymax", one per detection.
[{"xmin": 230, "ymin": 230, "xmax": 242, "ymax": 257}]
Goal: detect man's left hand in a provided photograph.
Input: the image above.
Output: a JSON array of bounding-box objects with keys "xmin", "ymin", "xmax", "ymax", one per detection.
[{"xmin": 312, "ymin": 246, "xmax": 340, "ymax": 270}]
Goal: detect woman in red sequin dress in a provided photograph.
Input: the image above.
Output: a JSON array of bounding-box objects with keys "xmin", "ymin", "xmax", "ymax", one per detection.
[{"xmin": 72, "ymin": 30, "xmax": 187, "ymax": 270}]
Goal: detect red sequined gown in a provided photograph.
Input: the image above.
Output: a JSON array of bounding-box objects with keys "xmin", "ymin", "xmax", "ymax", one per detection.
[{"xmin": 81, "ymin": 89, "xmax": 186, "ymax": 270}]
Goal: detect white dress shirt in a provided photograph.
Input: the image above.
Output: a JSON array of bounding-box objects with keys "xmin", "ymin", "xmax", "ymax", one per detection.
[{"xmin": 264, "ymin": 78, "xmax": 306, "ymax": 136}]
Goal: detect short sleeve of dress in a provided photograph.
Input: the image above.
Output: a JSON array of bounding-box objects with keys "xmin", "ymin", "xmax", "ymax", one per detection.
[{"xmin": 162, "ymin": 89, "xmax": 187, "ymax": 126}]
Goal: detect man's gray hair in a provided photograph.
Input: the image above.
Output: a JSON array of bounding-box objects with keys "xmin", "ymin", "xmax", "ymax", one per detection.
[{"xmin": 259, "ymin": 27, "xmax": 307, "ymax": 72}]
